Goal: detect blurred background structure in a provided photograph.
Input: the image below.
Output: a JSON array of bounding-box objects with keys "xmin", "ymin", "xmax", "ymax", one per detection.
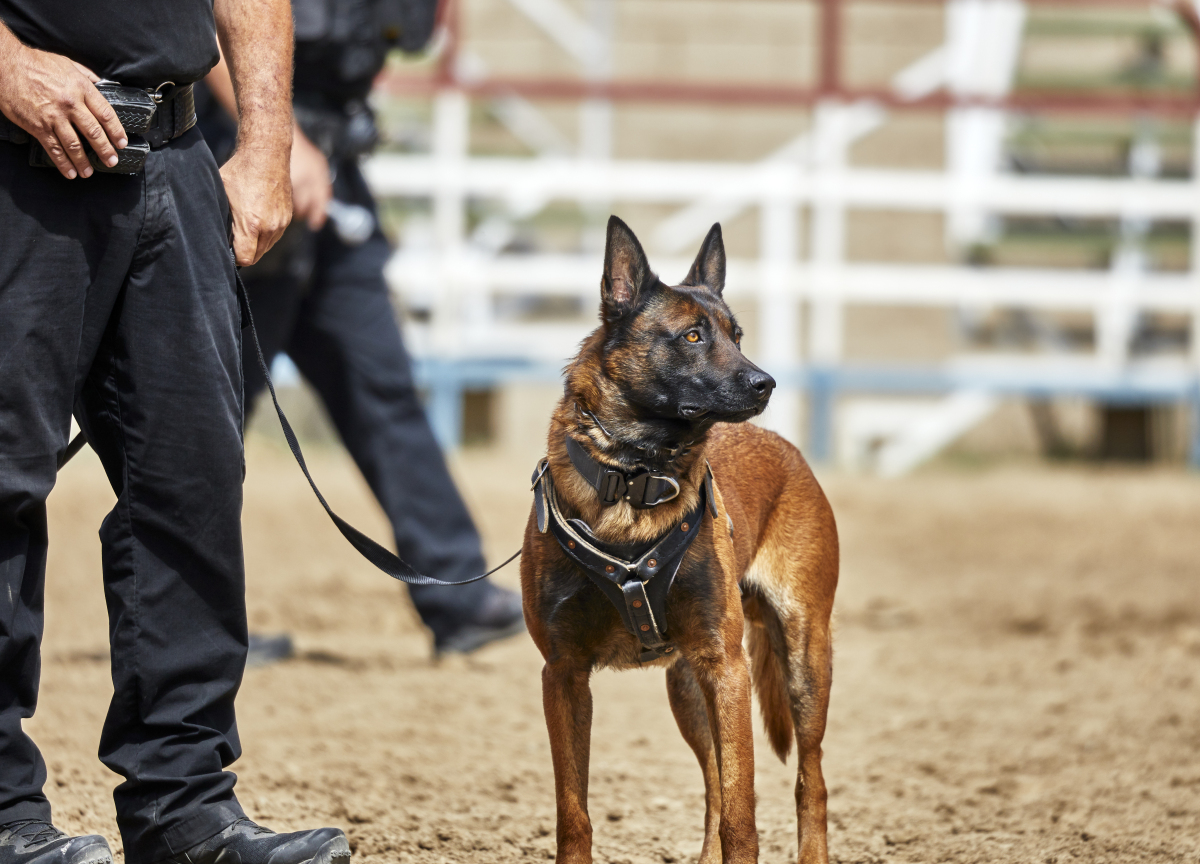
[{"xmin": 273, "ymin": 0, "xmax": 1200, "ymax": 474}]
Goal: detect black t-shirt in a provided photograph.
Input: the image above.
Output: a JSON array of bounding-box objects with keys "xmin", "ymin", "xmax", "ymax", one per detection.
[{"xmin": 0, "ymin": 0, "xmax": 219, "ymax": 88}]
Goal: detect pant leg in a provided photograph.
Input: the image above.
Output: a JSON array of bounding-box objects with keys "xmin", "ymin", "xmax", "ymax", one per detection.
[
  {"xmin": 0, "ymin": 140, "xmax": 143, "ymax": 825},
  {"xmin": 285, "ymin": 165, "xmax": 493, "ymax": 636},
  {"xmin": 76, "ymin": 130, "xmax": 246, "ymax": 862}
]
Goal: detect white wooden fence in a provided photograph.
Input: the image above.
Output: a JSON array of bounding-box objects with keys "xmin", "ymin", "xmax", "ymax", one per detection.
[{"xmin": 363, "ymin": 0, "xmax": 1200, "ymax": 469}]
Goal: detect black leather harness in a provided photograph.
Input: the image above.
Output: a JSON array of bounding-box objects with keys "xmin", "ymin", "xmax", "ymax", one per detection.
[{"xmin": 533, "ymin": 449, "xmax": 718, "ymax": 662}]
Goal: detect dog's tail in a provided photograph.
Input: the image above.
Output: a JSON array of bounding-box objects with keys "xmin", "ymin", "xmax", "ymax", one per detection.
[{"xmin": 745, "ymin": 600, "xmax": 794, "ymax": 763}]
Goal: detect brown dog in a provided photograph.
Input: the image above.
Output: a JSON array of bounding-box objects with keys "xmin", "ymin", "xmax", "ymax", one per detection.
[{"xmin": 520, "ymin": 216, "xmax": 838, "ymax": 864}]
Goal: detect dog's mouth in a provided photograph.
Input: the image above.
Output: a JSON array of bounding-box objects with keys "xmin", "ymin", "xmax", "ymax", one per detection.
[
  {"xmin": 678, "ymin": 403, "xmax": 766, "ymax": 423},
  {"xmin": 721, "ymin": 406, "xmax": 766, "ymax": 422}
]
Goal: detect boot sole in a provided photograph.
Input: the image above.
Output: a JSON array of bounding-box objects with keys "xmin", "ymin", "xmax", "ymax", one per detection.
[
  {"xmin": 435, "ymin": 618, "xmax": 527, "ymax": 656},
  {"xmin": 67, "ymin": 840, "xmax": 114, "ymax": 864},
  {"xmin": 304, "ymin": 835, "xmax": 351, "ymax": 864}
]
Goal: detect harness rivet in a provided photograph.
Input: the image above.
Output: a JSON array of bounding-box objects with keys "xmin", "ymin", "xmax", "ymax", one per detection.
[
  {"xmin": 568, "ymin": 540, "xmax": 576, "ymax": 549},
  {"xmin": 648, "ymin": 559, "xmax": 657, "ymax": 567},
  {"xmin": 605, "ymin": 564, "xmax": 615, "ymax": 573},
  {"xmin": 680, "ymin": 523, "xmax": 689, "ymax": 532},
  {"xmin": 632, "ymin": 600, "xmax": 642, "ymax": 608},
  {"xmin": 640, "ymin": 624, "xmax": 650, "ymax": 632}
]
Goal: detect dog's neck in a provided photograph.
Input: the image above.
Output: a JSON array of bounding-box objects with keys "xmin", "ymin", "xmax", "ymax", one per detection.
[
  {"xmin": 571, "ymin": 402, "xmax": 705, "ymax": 472},
  {"xmin": 546, "ymin": 344, "xmax": 713, "ymax": 546}
]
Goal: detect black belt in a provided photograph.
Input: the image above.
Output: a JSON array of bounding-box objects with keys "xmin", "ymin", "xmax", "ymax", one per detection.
[
  {"xmin": 142, "ymin": 82, "xmax": 198, "ymax": 148},
  {"xmin": 0, "ymin": 81, "xmax": 196, "ymax": 172}
]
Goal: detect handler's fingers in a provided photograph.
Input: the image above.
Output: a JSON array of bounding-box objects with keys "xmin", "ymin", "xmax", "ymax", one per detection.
[
  {"xmin": 38, "ymin": 137, "xmax": 76, "ymax": 179},
  {"xmin": 82, "ymin": 86, "xmax": 128, "ymax": 151},
  {"xmin": 232, "ymin": 221, "xmax": 259, "ymax": 267},
  {"xmin": 40, "ymin": 125, "xmax": 80, "ymax": 179},
  {"xmin": 253, "ymin": 222, "xmax": 287, "ymax": 265},
  {"xmin": 55, "ymin": 118, "xmax": 95, "ymax": 178},
  {"xmin": 75, "ymin": 92, "xmax": 124, "ymax": 168}
]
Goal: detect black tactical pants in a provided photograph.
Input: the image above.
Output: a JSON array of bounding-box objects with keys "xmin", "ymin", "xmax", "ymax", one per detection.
[
  {"xmin": 0, "ymin": 130, "xmax": 246, "ymax": 862},
  {"xmin": 241, "ymin": 161, "xmax": 493, "ymax": 641}
]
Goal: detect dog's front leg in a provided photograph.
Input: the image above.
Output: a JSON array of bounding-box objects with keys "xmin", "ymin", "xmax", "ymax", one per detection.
[
  {"xmin": 542, "ymin": 659, "xmax": 594, "ymax": 864},
  {"xmin": 693, "ymin": 644, "xmax": 759, "ymax": 864}
]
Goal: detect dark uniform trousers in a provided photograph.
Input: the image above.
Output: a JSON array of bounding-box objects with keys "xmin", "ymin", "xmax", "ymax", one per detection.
[
  {"xmin": 0, "ymin": 130, "xmax": 247, "ymax": 862},
  {"xmin": 241, "ymin": 159, "xmax": 492, "ymax": 639}
]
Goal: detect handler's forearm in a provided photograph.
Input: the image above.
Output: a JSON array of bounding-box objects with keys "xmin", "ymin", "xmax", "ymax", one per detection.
[
  {"xmin": 213, "ymin": 0, "xmax": 293, "ymax": 160},
  {"xmin": 205, "ymin": 50, "xmax": 308, "ymax": 144}
]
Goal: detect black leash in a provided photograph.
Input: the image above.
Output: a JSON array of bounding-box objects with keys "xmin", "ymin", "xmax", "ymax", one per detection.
[
  {"xmin": 235, "ymin": 268, "xmax": 517, "ymax": 585},
  {"xmin": 58, "ymin": 262, "xmax": 519, "ymax": 587},
  {"xmin": 57, "ymin": 431, "xmax": 88, "ymax": 470}
]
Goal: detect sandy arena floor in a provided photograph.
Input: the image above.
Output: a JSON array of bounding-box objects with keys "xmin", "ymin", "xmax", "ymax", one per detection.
[{"xmin": 35, "ymin": 437, "xmax": 1200, "ymax": 864}]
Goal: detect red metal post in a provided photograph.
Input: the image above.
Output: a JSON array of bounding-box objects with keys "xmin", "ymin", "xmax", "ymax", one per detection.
[
  {"xmin": 819, "ymin": 0, "xmax": 842, "ymax": 98},
  {"xmin": 434, "ymin": 0, "xmax": 459, "ymax": 89}
]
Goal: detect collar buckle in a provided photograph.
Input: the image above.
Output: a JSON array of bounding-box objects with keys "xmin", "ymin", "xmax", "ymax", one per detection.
[
  {"xmin": 598, "ymin": 469, "xmax": 628, "ymax": 504},
  {"xmin": 626, "ymin": 471, "xmax": 680, "ymax": 508}
]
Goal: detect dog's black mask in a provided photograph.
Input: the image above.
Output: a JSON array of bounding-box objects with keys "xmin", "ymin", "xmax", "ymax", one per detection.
[{"xmin": 598, "ymin": 216, "xmax": 775, "ymax": 428}]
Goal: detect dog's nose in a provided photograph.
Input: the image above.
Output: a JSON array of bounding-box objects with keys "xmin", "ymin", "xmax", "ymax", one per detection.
[{"xmin": 746, "ymin": 369, "xmax": 775, "ymax": 395}]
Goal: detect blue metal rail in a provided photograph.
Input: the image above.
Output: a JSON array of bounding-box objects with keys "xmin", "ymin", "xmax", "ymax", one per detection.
[{"xmin": 412, "ymin": 357, "xmax": 1200, "ymax": 468}]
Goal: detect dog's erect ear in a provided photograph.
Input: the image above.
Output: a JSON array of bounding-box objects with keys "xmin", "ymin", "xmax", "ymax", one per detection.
[
  {"xmin": 602, "ymin": 215, "xmax": 653, "ymax": 319},
  {"xmin": 681, "ymin": 223, "xmax": 726, "ymax": 296}
]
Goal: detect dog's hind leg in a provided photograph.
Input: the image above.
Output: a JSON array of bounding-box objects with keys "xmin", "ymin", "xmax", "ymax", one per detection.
[
  {"xmin": 666, "ymin": 659, "xmax": 722, "ymax": 864},
  {"xmin": 542, "ymin": 660, "xmax": 595, "ymax": 864}
]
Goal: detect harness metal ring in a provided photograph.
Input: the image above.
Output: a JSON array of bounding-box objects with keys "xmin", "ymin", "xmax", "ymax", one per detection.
[{"xmin": 647, "ymin": 475, "xmax": 681, "ymax": 506}]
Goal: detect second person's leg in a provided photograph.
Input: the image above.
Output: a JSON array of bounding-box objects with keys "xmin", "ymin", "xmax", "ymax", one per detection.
[{"xmin": 285, "ymin": 172, "xmax": 520, "ymax": 650}]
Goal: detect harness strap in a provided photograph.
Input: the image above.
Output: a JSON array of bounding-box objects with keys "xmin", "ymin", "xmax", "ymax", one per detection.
[{"xmin": 533, "ymin": 463, "xmax": 711, "ymax": 661}]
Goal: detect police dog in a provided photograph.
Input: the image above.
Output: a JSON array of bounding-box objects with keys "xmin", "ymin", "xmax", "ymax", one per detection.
[{"xmin": 520, "ymin": 216, "xmax": 838, "ymax": 864}]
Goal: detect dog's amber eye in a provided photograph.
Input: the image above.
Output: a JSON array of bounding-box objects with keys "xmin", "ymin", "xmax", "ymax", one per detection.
[{"xmin": 685, "ymin": 331, "xmax": 701, "ymax": 343}]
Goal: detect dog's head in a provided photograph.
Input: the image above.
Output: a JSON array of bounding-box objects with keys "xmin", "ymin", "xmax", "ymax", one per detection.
[{"xmin": 591, "ymin": 215, "xmax": 775, "ymax": 429}]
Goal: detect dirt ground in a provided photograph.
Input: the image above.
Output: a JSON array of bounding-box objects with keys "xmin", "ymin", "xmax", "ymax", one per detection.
[{"xmin": 36, "ymin": 437, "xmax": 1200, "ymax": 864}]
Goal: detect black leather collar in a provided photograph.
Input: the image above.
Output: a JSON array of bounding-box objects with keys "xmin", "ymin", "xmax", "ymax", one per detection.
[
  {"xmin": 532, "ymin": 458, "xmax": 718, "ymax": 662},
  {"xmin": 565, "ymin": 436, "xmax": 682, "ymax": 509}
]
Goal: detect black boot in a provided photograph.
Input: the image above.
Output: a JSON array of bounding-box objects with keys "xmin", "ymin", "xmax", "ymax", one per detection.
[
  {"xmin": 433, "ymin": 584, "xmax": 526, "ymax": 656},
  {"xmin": 157, "ymin": 819, "xmax": 349, "ymax": 864},
  {"xmin": 0, "ymin": 821, "xmax": 112, "ymax": 864}
]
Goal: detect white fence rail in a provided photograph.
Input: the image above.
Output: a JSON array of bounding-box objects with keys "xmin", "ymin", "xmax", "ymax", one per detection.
[{"xmin": 369, "ymin": 130, "xmax": 1200, "ymax": 461}]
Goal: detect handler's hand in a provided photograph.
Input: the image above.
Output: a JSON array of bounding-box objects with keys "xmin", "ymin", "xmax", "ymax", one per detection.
[
  {"xmin": 0, "ymin": 44, "xmax": 127, "ymax": 179},
  {"xmin": 221, "ymin": 148, "xmax": 292, "ymax": 266},
  {"xmin": 291, "ymin": 129, "xmax": 331, "ymax": 231}
]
